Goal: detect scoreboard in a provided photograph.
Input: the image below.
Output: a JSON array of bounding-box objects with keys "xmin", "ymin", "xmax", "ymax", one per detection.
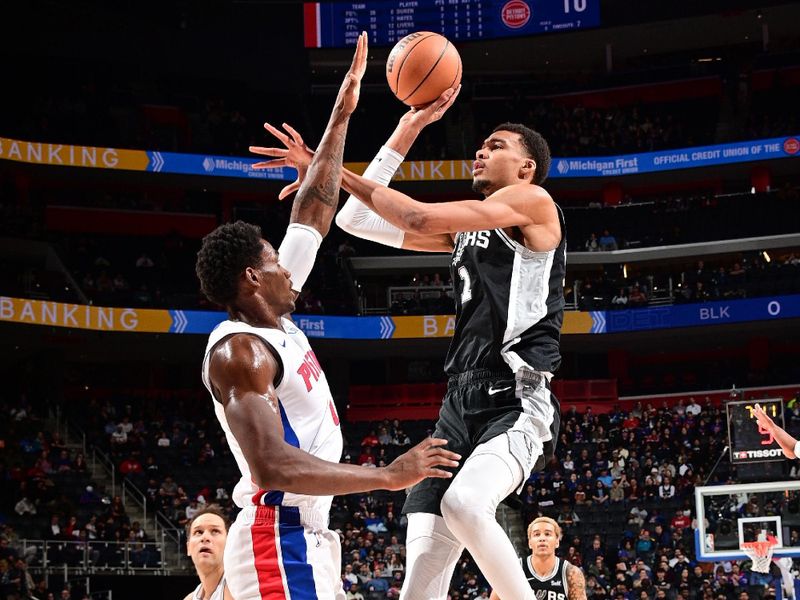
[
  {"xmin": 304, "ymin": 0, "xmax": 601, "ymax": 48},
  {"xmin": 726, "ymin": 399, "xmax": 786, "ymax": 464}
]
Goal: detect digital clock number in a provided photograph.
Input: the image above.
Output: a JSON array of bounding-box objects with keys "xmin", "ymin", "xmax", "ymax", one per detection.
[{"xmin": 564, "ymin": 0, "xmax": 586, "ymax": 13}]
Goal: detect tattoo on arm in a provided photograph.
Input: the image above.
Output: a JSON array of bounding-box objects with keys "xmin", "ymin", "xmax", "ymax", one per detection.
[
  {"xmin": 291, "ymin": 121, "xmax": 348, "ymax": 231},
  {"xmin": 566, "ymin": 564, "xmax": 587, "ymax": 600}
]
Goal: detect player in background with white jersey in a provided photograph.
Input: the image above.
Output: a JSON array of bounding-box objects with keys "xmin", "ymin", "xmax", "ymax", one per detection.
[
  {"xmin": 195, "ymin": 33, "xmax": 460, "ymax": 600},
  {"xmin": 184, "ymin": 506, "xmax": 234, "ymax": 600}
]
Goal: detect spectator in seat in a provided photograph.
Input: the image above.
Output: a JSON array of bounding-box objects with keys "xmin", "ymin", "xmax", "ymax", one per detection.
[
  {"xmin": 14, "ymin": 495, "xmax": 36, "ymax": 516},
  {"xmin": 136, "ymin": 252, "xmax": 154, "ymax": 269},
  {"xmin": 160, "ymin": 475, "xmax": 178, "ymax": 499},
  {"xmin": 658, "ymin": 476, "xmax": 675, "ymax": 499},
  {"xmin": 73, "ymin": 453, "xmax": 88, "ymax": 473},
  {"xmin": 694, "ymin": 281, "xmax": 709, "ymax": 302},
  {"xmin": 343, "ymin": 563, "xmax": 359, "ymax": 589},
  {"xmin": 361, "ymin": 430, "xmax": 379, "ymax": 448},
  {"xmin": 611, "ymin": 288, "xmax": 628, "ymax": 308},
  {"xmin": 79, "ymin": 485, "xmax": 100, "ymax": 506},
  {"xmin": 110, "ymin": 425, "xmax": 128, "ymax": 447},
  {"xmin": 628, "ymin": 284, "xmax": 648, "ymax": 307},
  {"xmin": 636, "ymin": 529, "xmax": 655, "ymax": 562},
  {"xmin": 54, "ymin": 450, "xmax": 73, "ymax": 472},
  {"xmin": 592, "ymin": 480, "xmax": 609, "ymax": 506},
  {"xmin": 391, "ymin": 429, "xmax": 411, "ymax": 447},
  {"xmin": 599, "ymin": 229, "xmax": 618, "ymax": 251},
  {"xmin": 347, "ymin": 583, "xmax": 365, "ymax": 600},
  {"xmin": 42, "ymin": 515, "xmax": 62, "ymax": 540},
  {"xmin": 156, "ymin": 431, "xmax": 170, "ymax": 448},
  {"xmin": 365, "ymin": 568, "xmax": 389, "ymax": 596},
  {"xmin": 685, "ymin": 398, "xmax": 702, "ymax": 416},
  {"xmin": 119, "ymin": 453, "xmax": 143, "ymax": 476},
  {"xmin": 609, "ymin": 479, "xmax": 625, "ymax": 504},
  {"xmin": 358, "ymin": 447, "xmax": 375, "ymax": 467},
  {"xmin": 670, "ymin": 509, "xmax": 690, "ymax": 533},
  {"xmin": 587, "ymin": 555, "xmax": 611, "ymax": 584},
  {"xmin": 186, "ymin": 499, "xmax": 201, "ymax": 522},
  {"xmin": 584, "ymin": 538, "xmax": 605, "ymax": 565},
  {"xmin": 356, "ymin": 564, "xmax": 372, "ymax": 586}
]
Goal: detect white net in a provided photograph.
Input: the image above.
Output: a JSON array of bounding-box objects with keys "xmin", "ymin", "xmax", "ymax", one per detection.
[{"xmin": 742, "ymin": 540, "xmax": 776, "ymax": 573}]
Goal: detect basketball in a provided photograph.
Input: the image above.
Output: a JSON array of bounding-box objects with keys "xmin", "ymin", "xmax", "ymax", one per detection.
[{"xmin": 386, "ymin": 31, "xmax": 462, "ymax": 108}]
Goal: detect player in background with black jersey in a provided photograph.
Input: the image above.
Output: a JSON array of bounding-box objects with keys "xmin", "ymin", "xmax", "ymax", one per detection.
[{"xmin": 490, "ymin": 517, "xmax": 586, "ymax": 600}]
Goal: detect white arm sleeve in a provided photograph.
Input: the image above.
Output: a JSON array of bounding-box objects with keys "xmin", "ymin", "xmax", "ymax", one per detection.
[
  {"xmin": 335, "ymin": 145, "xmax": 406, "ymax": 248},
  {"xmin": 794, "ymin": 440, "xmax": 800, "ymax": 459},
  {"xmin": 277, "ymin": 223, "xmax": 323, "ymax": 293}
]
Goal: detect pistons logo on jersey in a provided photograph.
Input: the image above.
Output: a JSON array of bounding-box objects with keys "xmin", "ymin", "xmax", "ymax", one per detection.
[
  {"xmin": 297, "ymin": 350, "xmax": 323, "ymax": 392},
  {"xmin": 452, "ymin": 230, "xmax": 491, "ymax": 265}
]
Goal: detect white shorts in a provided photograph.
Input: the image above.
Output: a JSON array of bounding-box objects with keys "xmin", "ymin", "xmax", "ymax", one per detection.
[{"xmin": 224, "ymin": 505, "xmax": 345, "ymax": 600}]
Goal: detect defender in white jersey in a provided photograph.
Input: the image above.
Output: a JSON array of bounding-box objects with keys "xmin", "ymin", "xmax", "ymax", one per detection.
[
  {"xmin": 184, "ymin": 506, "xmax": 233, "ymax": 600},
  {"xmin": 490, "ymin": 517, "xmax": 586, "ymax": 600},
  {"xmin": 196, "ymin": 33, "xmax": 459, "ymax": 600},
  {"xmin": 253, "ymin": 96, "xmax": 564, "ymax": 600}
]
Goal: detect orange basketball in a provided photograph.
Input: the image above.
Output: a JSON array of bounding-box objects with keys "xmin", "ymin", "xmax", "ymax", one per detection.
[{"xmin": 386, "ymin": 32, "xmax": 462, "ymax": 108}]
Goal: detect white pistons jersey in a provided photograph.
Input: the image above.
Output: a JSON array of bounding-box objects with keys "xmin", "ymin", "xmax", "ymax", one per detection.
[
  {"xmin": 201, "ymin": 318, "xmax": 343, "ymax": 517},
  {"xmin": 190, "ymin": 577, "xmax": 226, "ymax": 600}
]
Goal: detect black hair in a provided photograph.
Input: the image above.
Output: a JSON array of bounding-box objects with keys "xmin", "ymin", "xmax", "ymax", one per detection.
[
  {"xmin": 185, "ymin": 504, "xmax": 230, "ymax": 537},
  {"xmin": 196, "ymin": 221, "xmax": 264, "ymax": 307},
  {"xmin": 492, "ymin": 122, "xmax": 551, "ymax": 185}
]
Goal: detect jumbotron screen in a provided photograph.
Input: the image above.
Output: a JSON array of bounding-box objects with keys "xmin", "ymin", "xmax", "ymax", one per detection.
[{"xmin": 304, "ymin": 0, "xmax": 601, "ymax": 48}]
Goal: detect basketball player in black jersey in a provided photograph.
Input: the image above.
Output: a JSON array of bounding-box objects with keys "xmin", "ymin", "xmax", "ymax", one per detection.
[
  {"xmin": 490, "ymin": 517, "xmax": 586, "ymax": 600},
  {"xmin": 252, "ymin": 86, "xmax": 564, "ymax": 600}
]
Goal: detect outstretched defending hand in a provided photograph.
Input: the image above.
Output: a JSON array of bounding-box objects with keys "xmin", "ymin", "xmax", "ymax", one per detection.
[
  {"xmin": 383, "ymin": 437, "xmax": 460, "ymax": 491},
  {"xmin": 251, "ymin": 122, "xmax": 314, "ymax": 200},
  {"xmin": 335, "ymin": 30, "xmax": 369, "ymax": 118},
  {"xmin": 754, "ymin": 403, "xmax": 798, "ymax": 459},
  {"xmin": 754, "ymin": 403, "xmax": 777, "ymax": 433},
  {"xmin": 249, "ymin": 31, "xmax": 369, "ymax": 199}
]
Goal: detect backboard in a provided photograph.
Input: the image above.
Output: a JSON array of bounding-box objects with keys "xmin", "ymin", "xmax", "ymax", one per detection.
[{"xmin": 694, "ymin": 480, "xmax": 800, "ymax": 562}]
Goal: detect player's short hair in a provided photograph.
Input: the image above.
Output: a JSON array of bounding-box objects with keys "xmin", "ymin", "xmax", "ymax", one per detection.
[
  {"xmin": 196, "ymin": 221, "xmax": 264, "ymax": 307},
  {"xmin": 186, "ymin": 504, "xmax": 230, "ymax": 538},
  {"xmin": 528, "ymin": 516, "xmax": 563, "ymax": 540},
  {"xmin": 493, "ymin": 122, "xmax": 551, "ymax": 186}
]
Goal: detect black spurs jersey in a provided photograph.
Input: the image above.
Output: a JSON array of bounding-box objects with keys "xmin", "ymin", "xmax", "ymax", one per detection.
[
  {"xmin": 445, "ymin": 204, "xmax": 566, "ymax": 376},
  {"xmin": 522, "ymin": 555, "xmax": 570, "ymax": 600}
]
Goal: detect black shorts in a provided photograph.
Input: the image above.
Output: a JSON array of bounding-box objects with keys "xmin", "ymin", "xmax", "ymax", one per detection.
[{"xmin": 403, "ymin": 368, "xmax": 560, "ymax": 516}]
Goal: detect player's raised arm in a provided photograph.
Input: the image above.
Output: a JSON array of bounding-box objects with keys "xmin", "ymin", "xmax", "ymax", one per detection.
[
  {"xmin": 258, "ymin": 31, "xmax": 367, "ymax": 294},
  {"xmin": 333, "ymin": 86, "xmax": 461, "ymax": 253},
  {"xmin": 208, "ymin": 334, "xmax": 460, "ymax": 495},
  {"xmin": 754, "ymin": 404, "xmax": 799, "ymax": 459},
  {"xmin": 252, "ymin": 87, "xmax": 461, "ymax": 253},
  {"xmin": 339, "ymin": 174, "xmax": 561, "ymax": 252}
]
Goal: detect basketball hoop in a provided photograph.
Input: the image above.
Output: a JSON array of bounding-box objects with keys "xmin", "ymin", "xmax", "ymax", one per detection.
[{"xmin": 741, "ymin": 535, "xmax": 778, "ymax": 573}]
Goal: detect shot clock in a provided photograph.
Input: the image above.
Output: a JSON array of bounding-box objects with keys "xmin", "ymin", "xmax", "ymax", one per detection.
[{"xmin": 726, "ymin": 398, "xmax": 785, "ymax": 464}]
